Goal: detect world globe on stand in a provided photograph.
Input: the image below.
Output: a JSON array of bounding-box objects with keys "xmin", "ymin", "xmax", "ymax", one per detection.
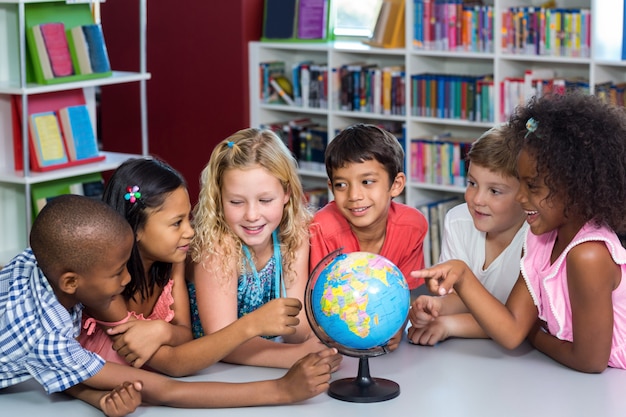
[{"xmin": 305, "ymin": 250, "xmax": 410, "ymax": 403}]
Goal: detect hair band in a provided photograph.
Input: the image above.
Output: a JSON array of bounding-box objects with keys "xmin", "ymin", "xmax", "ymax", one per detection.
[{"xmin": 124, "ymin": 185, "xmax": 142, "ymax": 204}]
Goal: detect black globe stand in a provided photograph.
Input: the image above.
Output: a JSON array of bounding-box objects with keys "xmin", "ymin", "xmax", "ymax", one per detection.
[{"xmin": 328, "ymin": 356, "xmax": 400, "ymax": 403}]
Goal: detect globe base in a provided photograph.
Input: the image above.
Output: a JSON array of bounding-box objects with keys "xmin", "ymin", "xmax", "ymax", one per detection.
[{"xmin": 327, "ymin": 357, "xmax": 400, "ymax": 403}]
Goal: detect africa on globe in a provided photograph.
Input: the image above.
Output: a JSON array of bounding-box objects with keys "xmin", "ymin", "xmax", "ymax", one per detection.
[{"xmin": 306, "ymin": 250, "xmax": 410, "ymax": 356}]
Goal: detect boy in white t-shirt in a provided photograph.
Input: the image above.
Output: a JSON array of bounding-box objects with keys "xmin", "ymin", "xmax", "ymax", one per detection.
[{"xmin": 407, "ymin": 125, "xmax": 528, "ymax": 345}]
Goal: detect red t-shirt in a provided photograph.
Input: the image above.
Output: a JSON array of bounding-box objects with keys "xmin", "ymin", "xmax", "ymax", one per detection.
[{"xmin": 309, "ymin": 201, "xmax": 428, "ymax": 289}]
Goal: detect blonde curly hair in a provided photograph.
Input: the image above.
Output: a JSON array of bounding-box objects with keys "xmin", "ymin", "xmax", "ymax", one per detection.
[{"xmin": 190, "ymin": 128, "xmax": 312, "ymax": 287}]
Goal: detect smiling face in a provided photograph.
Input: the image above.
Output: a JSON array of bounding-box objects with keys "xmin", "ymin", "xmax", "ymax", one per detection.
[
  {"xmin": 329, "ymin": 159, "xmax": 404, "ymax": 235},
  {"xmin": 221, "ymin": 165, "xmax": 289, "ymax": 255},
  {"xmin": 135, "ymin": 186, "xmax": 194, "ymax": 268},
  {"xmin": 515, "ymin": 148, "xmax": 567, "ymax": 236},
  {"xmin": 464, "ymin": 162, "xmax": 526, "ymax": 238}
]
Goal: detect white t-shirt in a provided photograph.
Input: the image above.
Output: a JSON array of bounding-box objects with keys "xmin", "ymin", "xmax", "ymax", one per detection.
[{"xmin": 439, "ymin": 203, "xmax": 528, "ymax": 303}]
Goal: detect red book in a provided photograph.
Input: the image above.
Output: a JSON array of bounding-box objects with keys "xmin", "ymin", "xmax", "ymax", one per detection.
[{"xmin": 38, "ymin": 22, "xmax": 74, "ymax": 77}]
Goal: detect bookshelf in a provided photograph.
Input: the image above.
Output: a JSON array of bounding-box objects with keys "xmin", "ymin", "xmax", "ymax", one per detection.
[
  {"xmin": 0, "ymin": 0, "xmax": 150, "ymax": 264},
  {"xmin": 249, "ymin": 0, "xmax": 619, "ymax": 264}
]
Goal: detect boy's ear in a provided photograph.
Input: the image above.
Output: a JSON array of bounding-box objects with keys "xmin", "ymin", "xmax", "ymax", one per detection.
[
  {"xmin": 390, "ymin": 172, "xmax": 406, "ymax": 197},
  {"xmin": 58, "ymin": 271, "xmax": 79, "ymax": 295}
]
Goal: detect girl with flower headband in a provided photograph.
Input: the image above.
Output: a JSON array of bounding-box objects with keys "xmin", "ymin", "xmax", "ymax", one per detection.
[
  {"xmin": 188, "ymin": 128, "xmax": 342, "ymax": 370},
  {"xmin": 411, "ymin": 93, "xmax": 626, "ymax": 372},
  {"xmin": 78, "ymin": 157, "xmax": 338, "ymax": 382}
]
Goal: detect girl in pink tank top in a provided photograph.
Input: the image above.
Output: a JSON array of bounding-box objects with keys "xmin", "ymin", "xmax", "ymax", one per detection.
[{"xmin": 411, "ymin": 93, "xmax": 626, "ymax": 373}]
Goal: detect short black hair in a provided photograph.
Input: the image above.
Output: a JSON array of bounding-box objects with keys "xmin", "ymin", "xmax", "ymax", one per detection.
[
  {"xmin": 30, "ymin": 194, "xmax": 131, "ymax": 279},
  {"xmin": 325, "ymin": 123, "xmax": 404, "ymax": 186}
]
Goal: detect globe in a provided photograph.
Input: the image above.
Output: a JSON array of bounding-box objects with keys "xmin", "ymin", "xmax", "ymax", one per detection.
[{"xmin": 305, "ymin": 250, "xmax": 410, "ymax": 403}]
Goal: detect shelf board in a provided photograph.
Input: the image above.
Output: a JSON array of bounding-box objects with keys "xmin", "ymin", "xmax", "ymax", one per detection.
[
  {"xmin": 0, "ymin": 71, "xmax": 151, "ymax": 95},
  {"xmin": 408, "ymin": 181, "xmax": 465, "ymax": 194},
  {"xmin": 0, "ymin": 151, "xmax": 142, "ymax": 184}
]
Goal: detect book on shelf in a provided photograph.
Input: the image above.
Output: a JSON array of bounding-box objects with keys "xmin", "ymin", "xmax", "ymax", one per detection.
[
  {"xmin": 269, "ymin": 76, "xmax": 296, "ymax": 105},
  {"xmin": 364, "ymin": 0, "xmax": 405, "ymax": 48},
  {"xmin": 297, "ymin": 0, "xmax": 329, "ymax": 40},
  {"xmin": 66, "ymin": 25, "xmax": 93, "ymax": 74},
  {"xmin": 29, "ymin": 111, "xmax": 69, "ymax": 170},
  {"xmin": 11, "ymin": 89, "xmax": 106, "ymax": 172},
  {"xmin": 80, "ymin": 23, "xmax": 111, "ymax": 73},
  {"xmin": 415, "ymin": 196, "xmax": 463, "ymax": 266},
  {"xmin": 24, "ymin": 1, "xmax": 113, "ymax": 84},
  {"xmin": 31, "ymin": 22, "xmax": 75, "ymax": 80},
  {"xmin": 262, "ymin": 0, "xmax": 298, "ymax": 40},
  {"xmin": 262, "ymin": 0, "xmax": 331, "ymax": 42},
  {"xmin": 31, "ymin": 172, "xmax": 104, "ymax": 219},
  {"xmin": 58, "ymin": 104, "xmax": 99, "ymax": 161}
]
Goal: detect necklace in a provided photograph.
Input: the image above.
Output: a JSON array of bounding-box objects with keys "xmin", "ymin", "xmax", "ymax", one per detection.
[{"xmin": 241, "ymin": 229, "xmax": 285, "ymax": 299}]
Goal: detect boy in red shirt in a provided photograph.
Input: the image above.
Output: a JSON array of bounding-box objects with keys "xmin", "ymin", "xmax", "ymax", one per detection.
[{"xmin": 309, "ymin": 124, "xmax": 428, "ymax": 348}]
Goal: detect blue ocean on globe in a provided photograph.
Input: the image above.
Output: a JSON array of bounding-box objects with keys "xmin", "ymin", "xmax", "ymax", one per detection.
[{"xmin": 310, "ymin": 251, "xmax": 410, "ymax": 351}]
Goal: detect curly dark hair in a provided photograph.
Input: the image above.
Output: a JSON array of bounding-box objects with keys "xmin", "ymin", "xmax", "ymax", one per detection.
[{"xmin": 506, "ymin": 93, "xmax": 626, "ymax": 234}]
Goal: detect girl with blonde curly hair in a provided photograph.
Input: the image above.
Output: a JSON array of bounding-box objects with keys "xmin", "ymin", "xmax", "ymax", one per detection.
[{"xmin": 188, "ymin": 128, "xmax": 341, "ymax": 369}]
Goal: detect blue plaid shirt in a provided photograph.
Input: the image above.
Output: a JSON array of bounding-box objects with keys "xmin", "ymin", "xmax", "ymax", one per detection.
[{"xmin": 0, "ymin": 249, "xmax": 105, "ymax": 394}]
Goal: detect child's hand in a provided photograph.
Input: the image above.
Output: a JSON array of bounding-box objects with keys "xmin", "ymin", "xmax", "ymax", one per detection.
[
  {"xmin": 99, "ymin": 381, "xmax": 142, "ymax": 417},
  {"xmin": 409, "ymin": 295, "xmax": 442, "ymax": 327},
  {"xmin": 407, "ymin": 319, "xmax": 450, "ymax": 346},
  {"xmin": 247, "ymin": 297, "xmax": 302, "ymax": 338},
  {"xmin": 277, "ymin": 348, "xmax": 339, "ymax": 403},
  {"xmin": 108, "ymin": 320, "xmax": 170, "ymax": 368},
  {"xmin": 410, "ymin": 260, "xmax": 470, "ymax": 296}
]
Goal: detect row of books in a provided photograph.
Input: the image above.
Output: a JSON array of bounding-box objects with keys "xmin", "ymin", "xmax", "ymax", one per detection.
[
  {"xmin": 28, "ymin": 22, "xmax": 111, "ymax": 84},
  {"xmin": 259, "ymin": 61, "xmax": 329, "ymax": 109},
  {"xmin": 413, "ymin": 1, "xmax": 494, "ymax": 53},
  {"xmin": 409, "ymin": 134, "xmax": 472, "ymax": 187},
  {"xmin": 304, "ymin": 187, "xmax": 330, "ymax": 212},
  {"xmin": 260, "ymin": 118, "xmax": 327, "ymax": 172},
  {"xmin": 416, "ymin": 196, "xmax": 464, "ymax": 266},
  {"xmin": 410, "ymin": 73, "xmax": 494, "ymax": 123},
  {"xmin": 501, "ymin": 7, "xmax": 591, "ymax": 58},
  {"xmin": 336, "ymin": 64, "xmax": 406, "ymax": 115},
  {"xmin": 27, "ymin": 104, "xmax": 102, "ymax": 171}
]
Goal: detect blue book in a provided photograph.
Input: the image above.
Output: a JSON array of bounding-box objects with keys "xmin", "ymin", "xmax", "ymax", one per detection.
[
  {"xmin": 59, "ymin": 105, "xmax": 99, "ymax": 161},
  {"xmin": 82, "ymin": 24, "xmax": 111, "ymax": 73}
]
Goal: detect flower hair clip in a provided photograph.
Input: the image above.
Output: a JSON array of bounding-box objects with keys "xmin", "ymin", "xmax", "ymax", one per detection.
[
  {"xmin": 124, "ymin": 185, "xmax": 142, "ymax": 204},
  {"xmin": 525, "ymin": 117, "xmax": 538, "ymax": 138},
  {"xmin": 227, "ymin": 141, "xmax": 235, "ymax": 148}
]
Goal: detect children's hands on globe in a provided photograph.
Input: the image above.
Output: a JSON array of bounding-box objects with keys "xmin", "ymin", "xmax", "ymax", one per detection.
[
  {"xmin": 410, "ymin": 260, "xmax": 471, "ymax": 296},
  {"xmin": 409, "ymin": 295, "xmax": 442, "ymax": 327},
  {"xmin": 407, "ymin": 319, "xmax": 450, "ymax": 346},
  {"xmin": 99, "ymin": 381, "xmax": 143, "ymax": 417},
  {"xmin": 247, "ymin": 297, "xmax": 302, "ymax": 338},
  {"xmin": 277, "ymin": 348, "xmax": 338, "ymax": 403}
]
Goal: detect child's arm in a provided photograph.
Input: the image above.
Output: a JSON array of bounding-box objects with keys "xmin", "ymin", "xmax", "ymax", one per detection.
[
  {"xmin": 194, "ymin": 253, "xmax": 336, "ymax": 369},
  {"xmin": 64, "ymin": 381, "xmax": 142, "ymax": 417},
  {"xmin": 106, "ymin": 262, "xmax": 193, "ymax": 366},
  {"xmin": 83, "ymin": 349, "xmax": 337, "ymax": 407},
  {"xmin": 526, "ymin": 242, "xmax": 619, "ymax": 373},
  {"xmin": 282, "ymin": 242, "xmax": 314, "ymax": 344},
  {"xmin": 126, "ymin": 297, "xmax": 307, "ymax": 377},
  {"xmin": 411, "ymin": 260, "xmax": 537, "ymax": 349},
  {"xmin": 408, "ymin": 313, "xmax": 488, "ymax": 345}
]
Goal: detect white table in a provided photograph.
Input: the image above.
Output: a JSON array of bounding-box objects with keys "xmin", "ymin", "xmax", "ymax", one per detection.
[{"xmin": 3, "ymin": 338, "xmax": 626, "ymax": 416}]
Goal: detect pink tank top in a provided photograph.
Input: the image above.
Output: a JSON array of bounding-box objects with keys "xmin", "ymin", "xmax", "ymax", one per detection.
[
  {"xmin": 521, "ymin": 222, "xmax": 626, "ymax": 368},
  {"xmin": 78, "ymin": 279, "xmax": 175, "ymax": 365}
]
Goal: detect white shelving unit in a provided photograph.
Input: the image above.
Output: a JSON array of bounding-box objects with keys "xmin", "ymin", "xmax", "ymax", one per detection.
[
  {"xmin": 0, "ymin": 0, "xmax": 150, "ymax": 264},
  {"xmin": 249, "ymin": 0, "xmax": 616, "ymax": 261}
]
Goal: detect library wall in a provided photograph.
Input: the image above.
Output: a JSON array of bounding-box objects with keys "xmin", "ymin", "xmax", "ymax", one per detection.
[{"xmin": 99, "ymin": 0, "xmax": 264, "ymax": 201}]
